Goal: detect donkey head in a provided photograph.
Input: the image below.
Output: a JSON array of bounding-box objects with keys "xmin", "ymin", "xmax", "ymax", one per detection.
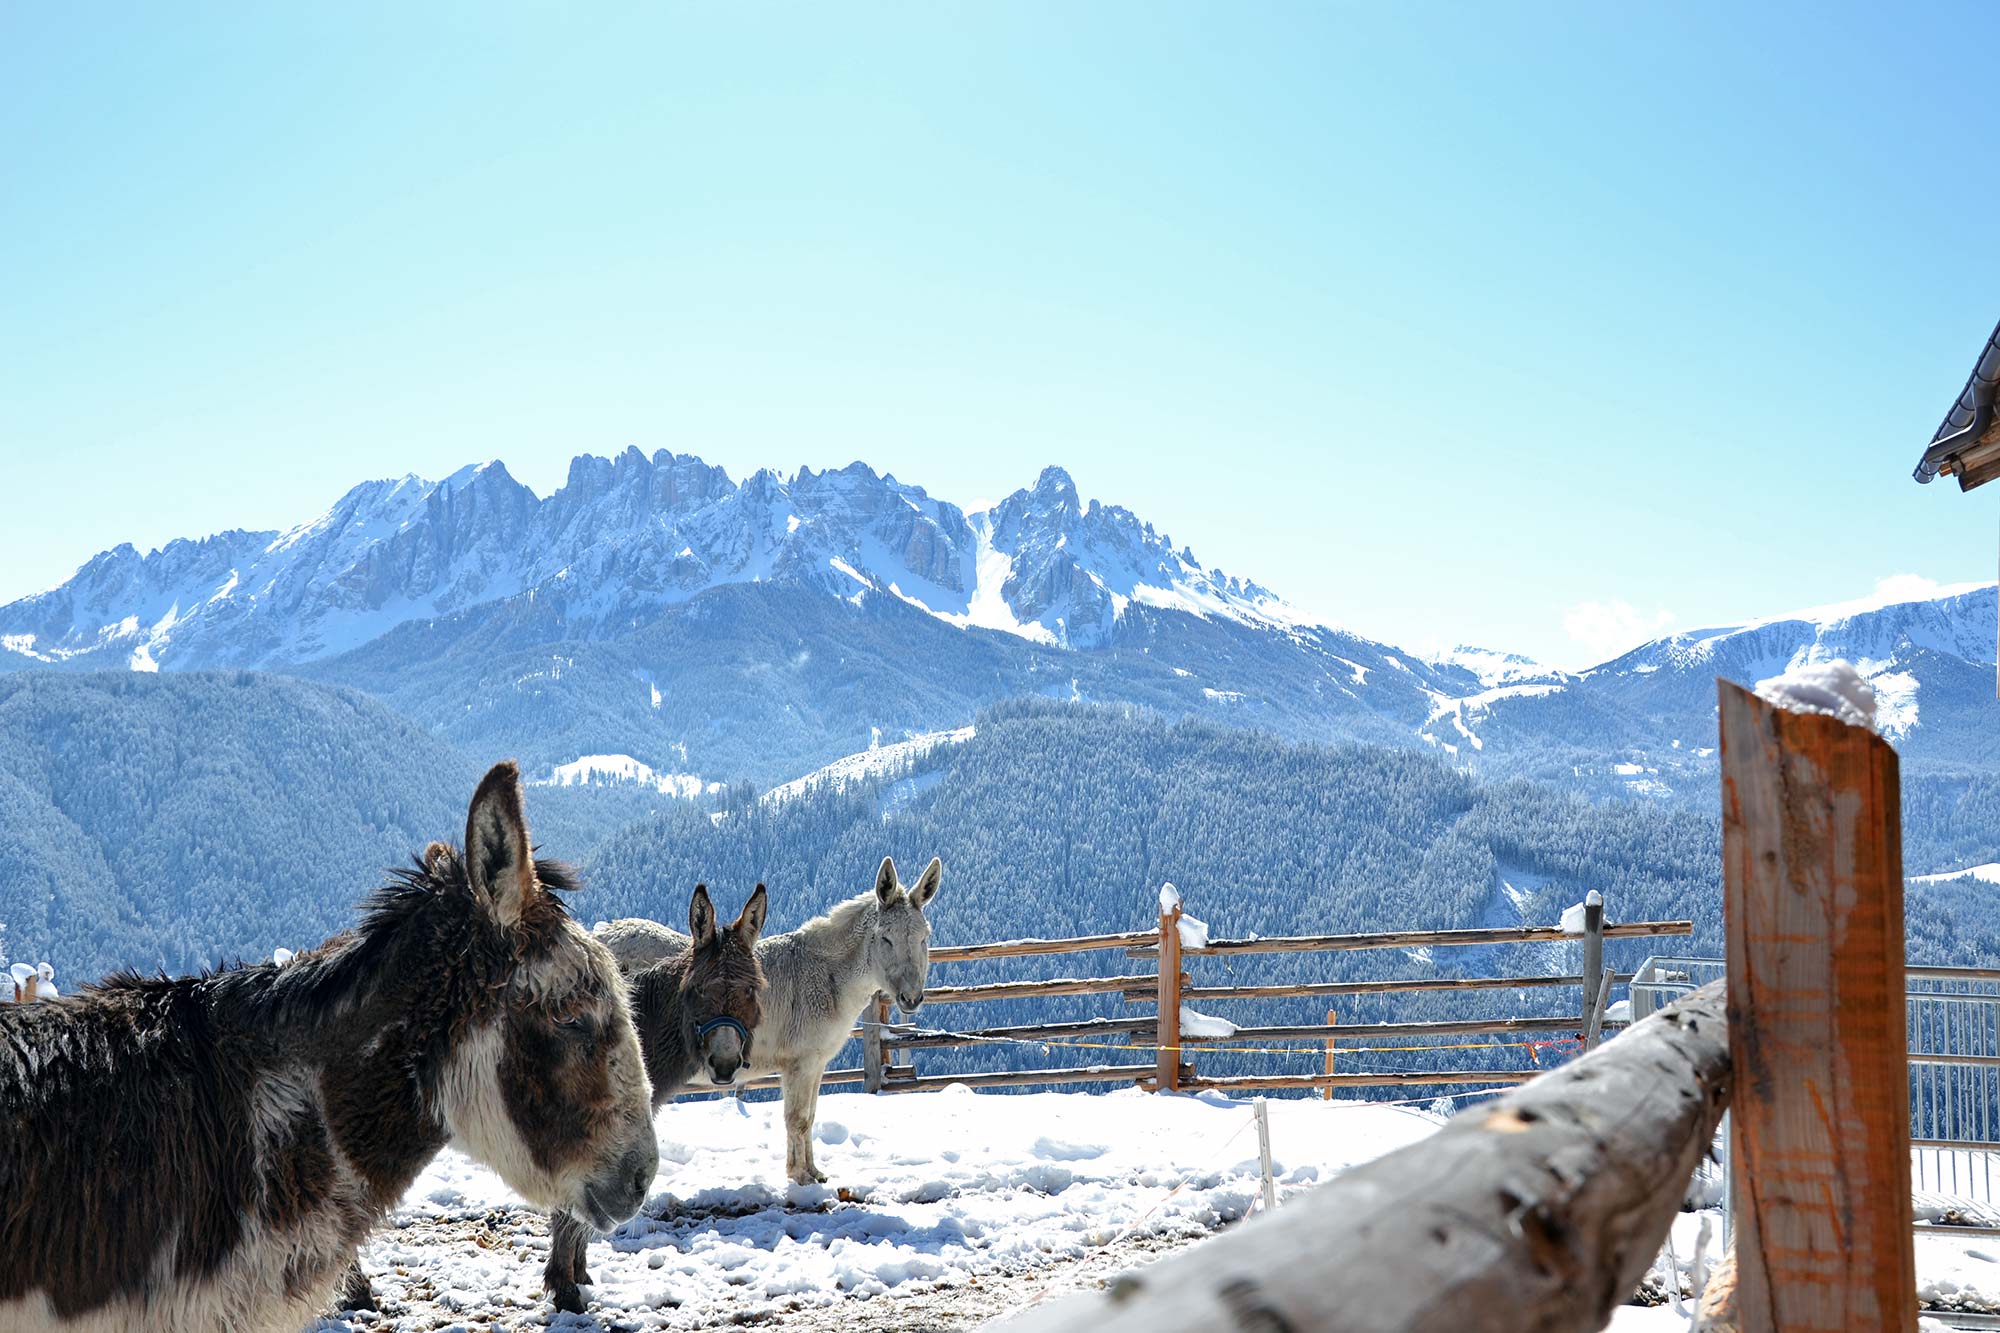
[
  {"xmin": 868, "ymin": 855, "xmax": 943, "ymax": 1013},
  {"xmin": 437, "ymin": 763, "xmax": 659, "ymax": 1232},
  {"xmin": 681, "ymin": 882, "xmax": 768, "ymax": 1086}
]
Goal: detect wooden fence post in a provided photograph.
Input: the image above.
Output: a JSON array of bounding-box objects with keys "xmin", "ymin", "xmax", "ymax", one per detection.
[
  {"xmin": 862, "ymin": 993, "xmax": 889, "ymax": 1093},
  {"xmin": 1322, "ymin": 1009, "xmax": 1338, "ymax": 1101},
  {"xmin": 1718, "ymin": 680, "xmax": 1915, "ymax": 1333},
  {"xmin": 1580, "ymin": 892, "xmax": 1604, "ymax": 1051},
  {"xmin": 1157, "ymin": 898, "xmax": 1183, "ymax": 1092}
]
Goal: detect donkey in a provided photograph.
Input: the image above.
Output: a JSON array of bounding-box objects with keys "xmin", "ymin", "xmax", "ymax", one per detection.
[
  {"xmin": 0, "ymin": 762, "xmax": 658, "ymax": 1333},
  {"xmin": 543, "ymin": 882, "xmax": 768, "ymax": 1315},
  {"xmin": 597, "ymin": 854, "xmax": 942, "ymax": 1185}
]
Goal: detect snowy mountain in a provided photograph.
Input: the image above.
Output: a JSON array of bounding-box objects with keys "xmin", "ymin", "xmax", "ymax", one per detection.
[
  {"xmin": 0, "ymin": 454, "xmax": 1301, "ymax": 670},
  {"xmin": 0, "ymin": 450, "xmax": 1476, "ymax": 782},
  {"xmin": 8, "ymin": 447, "xmax": 2000, "ymax": 798},
  {"xmin": 1410, "ymin": 580, "xmax": 2000, "ymax": 797}
]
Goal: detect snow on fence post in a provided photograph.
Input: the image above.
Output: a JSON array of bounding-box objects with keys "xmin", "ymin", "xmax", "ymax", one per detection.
[
  {"xmin": 1579, "ymin": 892, "xmax": 1604, "ymax": 1051},
  {"xmin": 862, "ymin": 994, "xmax": 889, "ymax": 1093},
  {"xmin": 1718, "ymin": 674, "xmax": 1915, "ymax": 1333},
  {"xmin": 1003, "ymin": 981, "xmax": 1732, "ymax": 1333},
  {"xmin": 1156, "ymin": 884, "xmax": 1183, "ymax": 1093}
]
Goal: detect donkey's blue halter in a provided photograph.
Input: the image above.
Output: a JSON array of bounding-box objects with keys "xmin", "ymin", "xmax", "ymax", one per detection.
[{"xmin": 696, "ymin": 1015, "xmax": 751, "ymax": 1050}]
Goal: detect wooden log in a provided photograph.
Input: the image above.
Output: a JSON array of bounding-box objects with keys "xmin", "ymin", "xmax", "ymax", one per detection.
[
  {"xmin": 874, "ymin": 1063, "xmax": 1154, "ymax": 1093},
  {"xmin": 1322, "ymin": 1008, "xmax": 1337, "ymax": 1102},
  {"xmin": 924, "ymin": 974, "xmax": 1154, "ymax": 1005},
  {"xmin": 1718, "ymin": 680, "xmax": 1916, "ymax": 1333},
  {"xmin": 1157, "ymin": 901, "xmax": 1183, "ymax": 1092},
  {"xmin": 1003, "ymin": 981, "xmax": 1731, "ymax": 1333},
  {"xmin": 927, "ymin": 930, "xmax": 1158, "ymax": 963},
  {"xmin": 1583, "ymin": 966, "xmax": 1614, "ymax": 1051},
  {"xmin": 882, "ymin": 1016, "xmax": 1155, "ymax": 1050},
  {"xmin": 1175, "ymin": 1014, "xmax": 1580, "ymax": 1045},
  {"xmin": 1125, "ymin": 919, "xmax": 1693, "ymax": 959},
  {"xmin": 861, "ymin": 993, "xmax": 889, "ymax": 1093},
  {"xmin": 1580, "ymin": 895, "xmax": 1604, "ymax": 1050}
]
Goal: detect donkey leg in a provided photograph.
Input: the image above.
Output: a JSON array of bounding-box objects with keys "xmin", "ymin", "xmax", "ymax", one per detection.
[
  {"xmin": 332, "ymin": 1256, "xmax": 377, "ymax": 1312},
  {"xmin": 545, "ymin": 1209, "xmax": 592, "ymax": 1315},
  {"xmin": 782, "ymin": 1062, "xmax": 829, "ymax": 1184}
]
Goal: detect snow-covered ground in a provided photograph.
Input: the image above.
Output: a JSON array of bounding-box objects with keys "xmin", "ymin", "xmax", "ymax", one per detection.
[
  {"xmin": 325, "ymin": 1088, "xmax": 1442, "ymax": 1330},
  {"xmin": 319, "ymin": 1088, "xmax": 2000, "ymax": 1331}
]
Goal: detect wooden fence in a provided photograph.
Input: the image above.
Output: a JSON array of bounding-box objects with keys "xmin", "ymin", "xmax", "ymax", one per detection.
[
  {"xmin": 824, "ymin": 902, "xmax": 1694, "ymax": 1096},
  {"xmin": 998, "ymin": 675, "xmax": 1925, "ymax": 1332}
]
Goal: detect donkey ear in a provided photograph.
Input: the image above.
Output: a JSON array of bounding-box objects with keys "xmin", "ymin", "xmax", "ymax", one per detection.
[
  {"xmin": 735, "ymin": 883, "xmax": 768, "ymax": 944},
  {"xmin": 910, "ymin": 857, "xmax": 943, "ymax": 911},
  {"xmin": 689, "ymin": 884, "xmax": 717, "ymax": 947},
  {"xmin": 465, "ymin": 762, "xmax": 536, "ymax": 931},
  {"xmin": 875, "ymin": 856, "xmax": 901, "ymax": 907}
]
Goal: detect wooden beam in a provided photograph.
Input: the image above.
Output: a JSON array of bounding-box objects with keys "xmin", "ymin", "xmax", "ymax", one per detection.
[
  {"xmin": 1157, "ymin": 901, "xmax": 1183, "ymax": 1092},
  {"xmin": 1148, "ymin": 973, "xmax": 1633, "ymax": 1003},
  {"xmin": 1185, "ymin": 1069, "xmax": 1538, "ymax": 1091},
  {"xmin": 927, "ymin": 930, "xmax": 1159, "ymax": 963},
  {"xmin": 882, "ymin": 1016, "xmax": 1155, "ymax": 1050},
  {"xmin": 1176, "ymin": 1014, "xmax": 1579, "ymax": 1045},
  {"xmin": 924, "ymin": 974, "xmax": 1154, "ymax": 1004},
  {"xmin": 1125, "ymin": 919, "xmax": 1692, "ymax": 959},
  {"xmin": 1322, "ymin": 1009, "xmax": 1337, "ymax": 1102},
  {"xmin": 1004, "ymin": 982, "xmax": 1730, "ymax": 1332},
  {"xmin": 874, "ymin": 1064, "xmax": 1153, "ymax": 1093},
  {"xmin": 1719, "ymin": 679, "xmax": 1915, "ymax": 1333},
  {"xmin": 861, "ymin": 993, "xmax": 889, "ymax": 1093}
]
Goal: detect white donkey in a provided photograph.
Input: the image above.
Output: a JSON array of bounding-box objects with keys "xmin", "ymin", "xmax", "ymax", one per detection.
[{"xmin": 597, "ymin": 854, "xmax": 941, "ymax": 1184}]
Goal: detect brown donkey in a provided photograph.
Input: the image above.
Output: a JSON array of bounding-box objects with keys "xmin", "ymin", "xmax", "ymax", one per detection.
[
  {"xmin": 0, "ymin": 762, "xmax": 658, "ymax": 1333},
  {"xmin": 544, "ymin": 882, "xmax": 768, "ymax": 1316}
]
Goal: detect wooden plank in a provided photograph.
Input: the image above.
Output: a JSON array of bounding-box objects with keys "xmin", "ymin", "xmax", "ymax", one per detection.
[
  {"xmin": 924, "ymin": 974, "xmax": 1154, "ymax": 1004},
  {"xmin": 861, "ymin": 993, "xmax": 889, "ymax": 1093},
  {"xmin": 1187, "ymin": 1069, "xmax": 1538, "ymax": 1091},
  {"xmin": 1157, "ymin": 902, "xmax": 1183, "ymax": 1092},
  {"xmin": 1322, "ymin": 1009, "xmax": 1336, "ymax": 1102},
  {"xmin": 1580, "ymin": 896, "xmax": 1604, "ymax": 1050},
  {"xmin": 1125, "ymin": 919, "xmax": 1693, "ymax": 959},
  {"xmin": 883, "ymin": 1016, "xmax": 1155, "ymax": 1050},
  {"xmin": 1719, "ymin": 679, "xmax": 1916, "ymax": 1333},
  {"xmin": 1005, "ymin": 981, "xmax": 1731, "ymax": 1332},
  {"xmin": 927, "ymin": 930, "xmax": 1158, "ymax": 963},
  {"xmin": 1177, "ymin": 1014, "xmax": 1579, "ymax": 1045},
  {"xmin": 1143, "ymin": 973, "xmax": 1632, "ymax": 1003},
  {"xmin": 874, "ymin": 1064, "xmax": 1154, "ymax": 1093}
]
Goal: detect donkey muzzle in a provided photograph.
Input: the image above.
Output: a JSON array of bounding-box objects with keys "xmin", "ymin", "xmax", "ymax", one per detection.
[{"xmin": 583, "ymin": 1141, "xmax": 658, "ymax": 1230}]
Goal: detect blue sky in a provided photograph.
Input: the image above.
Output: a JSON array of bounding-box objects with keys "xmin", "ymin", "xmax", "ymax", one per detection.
[{"xmin": 4, "ymin": 2, "xmax": 1997, "ymax": 667}]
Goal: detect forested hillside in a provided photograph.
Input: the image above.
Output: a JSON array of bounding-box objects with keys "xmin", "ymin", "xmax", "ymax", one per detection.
[
  {"xmin": 0, "ymin": 672, "xmax": 665, "ymax": 978},
  {"xmin": 585, "ymin": 700, "xmax": 2000, "ymax": 1083}
]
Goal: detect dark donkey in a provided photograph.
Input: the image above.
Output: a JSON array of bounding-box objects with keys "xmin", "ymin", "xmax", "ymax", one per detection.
[
  {"xmin": 0, "ymin": 762, "xmax": 658, "ymax": 1333},
  {"xmin": 544, "ymin": 882, "xmax": 768, "ymax": 1315}
]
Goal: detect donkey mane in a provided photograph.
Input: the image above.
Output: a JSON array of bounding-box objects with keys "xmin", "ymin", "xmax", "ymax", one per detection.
[
  {"xmin": 85, "ymin": 853, "xmax": 583, "ymax": 1036},
  {"xmin": 795, "ymin": 890, "xmax": 879, "ymax": 941}
]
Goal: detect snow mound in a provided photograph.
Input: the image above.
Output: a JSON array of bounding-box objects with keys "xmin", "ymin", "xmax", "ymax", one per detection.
[
  {"xmin": 1179, "ymin": 1006, "xmax": 1236, "ymax": 1038},
  {"xmin": 1753, "ymin": 659, "xmax": 1877, "ymax": 733},
  {"xmin": 1178, "ymin": 914, "xmax": 1209, "ymax": 950}
]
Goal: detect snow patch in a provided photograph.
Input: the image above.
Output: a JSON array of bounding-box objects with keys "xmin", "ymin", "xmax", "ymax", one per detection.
[
  {"xmin": 534, "ymin": 755, "xmax": 717, "ymax": 799},
  {"xmin": 1753, "ymin": 659, "xmax": 1877, "ymax": 733}
]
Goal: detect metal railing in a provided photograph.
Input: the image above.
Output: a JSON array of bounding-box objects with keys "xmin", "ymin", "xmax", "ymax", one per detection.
[{"xmin": 1631, "ymin": 956, "xmax": 2000, "ymax": 1218}]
